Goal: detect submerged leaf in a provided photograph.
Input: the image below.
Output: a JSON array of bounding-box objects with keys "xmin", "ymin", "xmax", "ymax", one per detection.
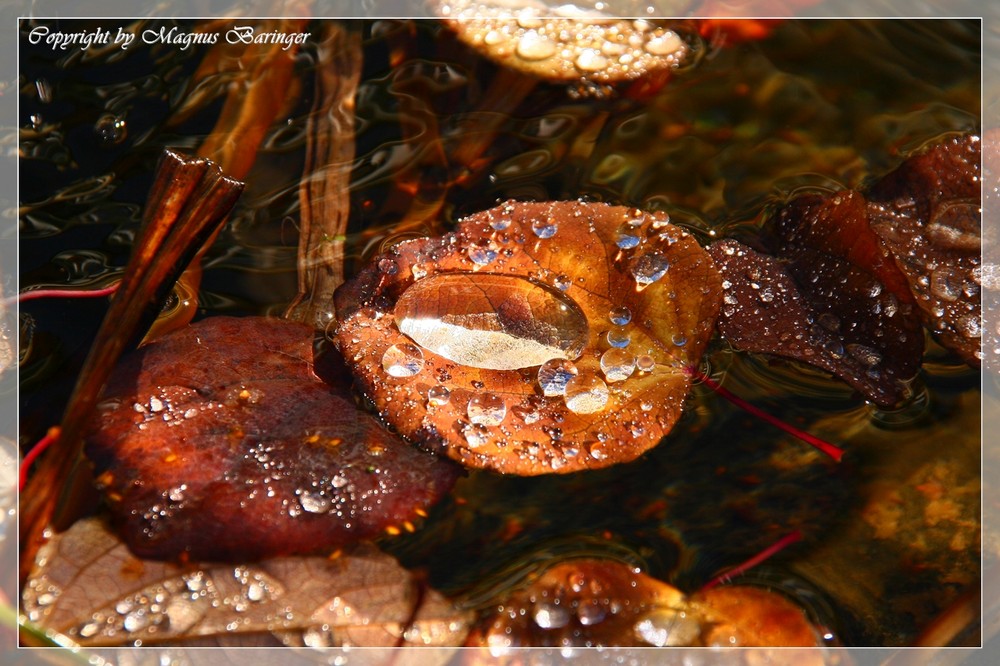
[
  {"xmin": 867, "ymin": 133, "xmax": 982, "ymax": 366},
  {"xmin": 23, "ymin": 516, "xmax": 472, "ymax": 647},
  {"xmin": 464, "ymin": 558, "xmax": 823, "ymax": 649},
  {"xmin": 85, "ymin": 316, "xmax": 461, "ymax": 561},
  {"xmin": 334, "ymin": 200, "xmax": 722, "ymax": 475}
]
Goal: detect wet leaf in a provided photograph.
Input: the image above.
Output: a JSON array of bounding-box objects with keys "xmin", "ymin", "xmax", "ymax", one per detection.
[
  {"xmin": 84, "ymin": 316, "xmax": 462, "ymax": 561},
  {"xmin": 23, "ymin": 516, "xmax": 472, "ymax": 648},
  {"xmin": 707, "ymin": 189, "xmax": 925, "ymax": 407},
  {"xmin": 334, "ymin": 200, "xmax": 722, "ymax": 475},
  {"xmin": 867, "ymin": 133, "xmax": 982, "ymax": 366},
  {"xmin": 464, "ymin": 558, "xmax": 823, "ymax": 649}
]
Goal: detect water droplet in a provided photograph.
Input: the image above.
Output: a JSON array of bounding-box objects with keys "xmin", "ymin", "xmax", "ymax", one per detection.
[
  {"xmin": 427, "ymin": 385, "xmax": 451, "ymax": 406},
  {"xmin": 577, "ymin": 602, "xmax": 607, "ymax": 626},
  {"xmin": 631, "ymin": 253, "xmax": 670, "ymax": 287},
  {"xmin": 538, "ymin": 358, "xmax": 579, "ymax": 396},
  {"xmin": 531, "ymin": 217, "xmax": 558, "ymax": 238},
  {"xmin": 930, "ymin": 266, "xmax": 963, "ymax": 302},
  {"xmin": 609, "ymin": 306, "xmax": 632, "ymax": 326},
  {"xmin": 607, "ymin": 326, "xmax": 631, "ymax": 348},
  {"xmin": 564, "ymin": 374, "xmax": 610, "ymax": 414},
  {"xmin": 468, "ymin": 394, "xmax": 507, "ymax": 426},
  {"xmin": 957, "ymin": 313, "xmax": 981, "ymax": 338},
  {"xmin": 298, "ymin": 489, "xmax": 331, "ymax": 514},
  {"xmin": 395, "ymin": 273, "xmax": 588, "ymax": 370},
  {"xmin": 636, "ymin": 355, "xmax": 656, "ymax": 373},
  {"xmin": 534, "ymin": 600, "xmax": 570, "ymax": 629},
  {"xmin": 467, "ymin": 240, "xmax": 498, "ymax": 265},
  {"xmin": 553, "ymin": 274, "xmax": 571, "ymax": 291},
  {"xmin": 817, "ymin": 312, "xmax": 841, "ymax": 332},
  {"xmin": 516, "ymin": 30, "xmax": 557, "ymax": 61},
  {"xmin": 615, "ymin": 223, "xmax": 642, "ymax": 249},
  {"xmin": 575, "ymin": 48, "xmax": 609, "ymax": 72},
  {"xmin": 644, "ymin": 32, "xmax": 683, "ymax": 56},
  {"xmin": 846, "ymin": 343, "xmax": 882, "ymax": 367},
  {"xmin": 490, "ymin": 215, "xmax": 512, "ymax": 231},
  {"xmin": 381, "ymin": 343, "xmax": 425, "ymax": 377},
  {"xmin": 378, "ymin": 257, "xmax": 399, "ymax": 275},
  {"xmin": 601, "ymin": 348, "xmax": 636, "ymax": 382},
  {"xmin": 464, "ymin": 423, "xmax": 490, "ymax": 448}
]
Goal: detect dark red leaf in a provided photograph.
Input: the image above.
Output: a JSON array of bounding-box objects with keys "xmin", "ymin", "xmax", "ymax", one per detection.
[
  {"xmin": 707, "ymin": 237, "xmax": 920, "ymax": 407},
  {"xmin": 335, "ymin": 200, "xmax": 722, "ymax": 475},
  {"xmin": 867, "ymin": 133, "xmax": 982, "ymax": 366},
  {"xmin": 84, "ymin": 316, "xmax": 461, "ymax": 561}
]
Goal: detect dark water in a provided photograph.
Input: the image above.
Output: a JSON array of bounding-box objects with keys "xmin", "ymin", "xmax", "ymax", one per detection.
[{"xmin": 18, "ymin": 18, "xmax": 981, "ymax": 648}]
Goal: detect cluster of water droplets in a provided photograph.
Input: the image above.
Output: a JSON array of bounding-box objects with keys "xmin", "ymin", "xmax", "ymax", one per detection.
[{"xmin": 439, "ymin": 2, "xmax": 694, "ymax": 86}]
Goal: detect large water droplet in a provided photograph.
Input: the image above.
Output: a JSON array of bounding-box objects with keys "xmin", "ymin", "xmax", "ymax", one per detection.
[
  {"xmin": 517, "ymin": 30, "xmax": 557, "ymax": 61},
  {"xmin": 609, "ymin": 305, "xmax": 632, "ymax": 326},
  {"xmin": 615, "ymin": 223, "xmax": 643, "ymax": 249},
  {"xmin": 395, "ymin": 273, "xmax": 588, "ymax": 370},
  {"xmin": 631, "ymin": 253, "xmax": 670, "ymax": 287},
  {"xmin": 534, "ymin": 600, "xmax": 571, "ymax": 629},
  {"xmin": 427, "ymin": 385, "xmax": 451, "ymax": 406},
  {"xmin": 382, "ymin": 343, "xmax": 425, "ymax": 377},
  {"xmin": 468, "ymin": 394, "xmax": 507, "ymax": 426},
  {"xmin": 564, "ymin": 374, "xmax": 610, "ymax": 414},
  {"xmin": 531, "ymin": 217, "xmax": 559, "ymax": 238},
  {"xmin": 601, "ymin": 348, "xmax": 636, "ymax": 382},
  {"xmin": 538, "ymin": 358, "xmax": 579, "ymax": 396}
]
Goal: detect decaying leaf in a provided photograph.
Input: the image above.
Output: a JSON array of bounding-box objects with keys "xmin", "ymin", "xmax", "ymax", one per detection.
[
  {"xmin": 334, "ymin": 200, "xmax": 722, "ymax": 475},
  {"xmin": 867, "ymin": 133, "xmax": 982, "ymax": 366},
  {"xmin": 84, "ymin": 316, "xmax": 461, "ymax": 561},
  {"xmin": 464, "ymin": 558, "xmax": 823, "ymax": 650},
  {"xmin": 708, "ymin": 230, "xmax": 922, "ymax": 407},
  {"xmin": 22, "ymin": 516, "xmax": 472, "ymax": 648}
]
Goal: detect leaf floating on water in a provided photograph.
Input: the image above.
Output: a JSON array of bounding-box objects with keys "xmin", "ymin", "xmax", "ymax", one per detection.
[
  {"xmin": 464, "ymin": 558, "xmax": 822, "ymax": 649},
  {"xmin": 867, "ymin": 133, "xmax": 982, "ymax": 366},
  {"xmin": 22, "ymin": 516, "xmax": 472, "ymax": 648},
  {"xmin": 335, "ymin": 200, "xmax": 722, "ymax": 475},
  {"xmin": 709, "ymin": 183, "xmax": 928, "ymax": 408},
  {"xmin": 85, "ymin": 316, "xmax": 462, "ymax": 561}
]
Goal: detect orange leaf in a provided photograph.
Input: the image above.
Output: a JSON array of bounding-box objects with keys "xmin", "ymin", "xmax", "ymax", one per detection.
[{"xmin": 334, "ymin": 200, "xmax": 722, "ymax": 475}]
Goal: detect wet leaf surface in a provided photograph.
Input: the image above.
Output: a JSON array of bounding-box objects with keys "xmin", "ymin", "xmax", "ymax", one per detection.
[
  {"xmin": 464, "ymin": 558, "xmax": 822, "ymax": 649},
  {"xmin": 84, "ymin": 316, "xmax": 462, "ymax": 561},
  {"xmin": 22, "ymin": 516, "xmax": 472, "ymax": 648},
  {"xmin": 708, "ymin": 229, "xmax": 922, "ymax": 407},
  {"xmin": 334, "ymin": 200, "xmax": 722, "ymax": 475},
  {"xmin": 867, "ymin": 133, "xmax": 982, "ymax": 366}
]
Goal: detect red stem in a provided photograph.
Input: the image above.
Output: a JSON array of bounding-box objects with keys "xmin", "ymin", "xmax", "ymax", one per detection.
[
  {"xmin": 10, "ymin": 283, "xmax": 120, "ymax": 305},
  {"xmin": 686, "ymin": 366, "xmax": 845, "ymax": 462},
  {"xmin": 700, "ymin": 529, "xmax": 803, "ymax": 592},
  {"xmin": 19, "ymin": 426, "xmax": 61, "ymax": 491}
]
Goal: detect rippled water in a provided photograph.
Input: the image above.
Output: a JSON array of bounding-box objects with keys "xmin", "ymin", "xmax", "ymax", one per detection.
[{"xmin": 18, "ymin": 18, "xmax": 981, "ymax": 648}]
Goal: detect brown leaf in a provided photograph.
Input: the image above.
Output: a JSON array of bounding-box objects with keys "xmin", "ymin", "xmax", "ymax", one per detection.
[
  {"xmin": 334, "ymin": 200, "xmax": 722, "ymax": 475},
  {"xmin": 867, "ymin": 133, "xmax": 982, "ymax": 366},
  {"xmin": 708, "ymin": 225, "xmax": 923, "ymax": 408},
  {"xmin": 463, "ymin": 558, "xmax": 823, "ymax": 649},
  {"xmin": 85, "ymin": 316, "xmax": 461, "ymax": 561},
  {"xmin": 22, "ymin": 516, "xmax": 472, "ymax": 648}
]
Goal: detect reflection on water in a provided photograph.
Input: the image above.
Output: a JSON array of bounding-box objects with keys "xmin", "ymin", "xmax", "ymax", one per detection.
[{"xmin": 18, "ymin": 18, "xmax": 981, "ymax": 648}]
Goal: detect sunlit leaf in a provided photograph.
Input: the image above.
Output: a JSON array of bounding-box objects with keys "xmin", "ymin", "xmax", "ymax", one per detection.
[
  {"xmin": 334, "ymin": 200, "xmax": 722, "ymax": 475},
  {"xmin": 867, "ymin": 133, "xmax": 982, "ymax": 366},
  {"xmin": 688, "ymin": 585, "xmax": 826, "ymax": 649},
  {"xmin": 22, "ymin": 516, "xmax": 472, "ymax": 648},
  {"xmin": 84, "ymin": 316, "xmax": 462, "ymax": 561}
]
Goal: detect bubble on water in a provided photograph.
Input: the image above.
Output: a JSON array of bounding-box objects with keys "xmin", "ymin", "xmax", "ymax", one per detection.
[
  {"xmin": 395, "ymin": 273, "xmax": 587, "ymax": 370},
  {"xmin": 427, "ymin": 385, "xmax": 451, "ymax": 406},
  {"xmin": 601, "ymin": 348, "xmax": 636, "ymax": 382},
  {"xmin": 564, "ymin": 374, "xmax": 610, "ymax": 414},
  {"xmin": 631, "ymin": 253, "xmax": 670, "ymax": 288},
  {"xmin": 538, "ymin": 358, "xmax": 579, "ymax": 396},
  {"xmin": 609, "ymin": 305, "xmax": 632, "ymax": 326},
  {"xmin": 468, "ymin": 394, "xmax": 507, "ymax": 426},
  {"xmin": 96, "ymin": 114, "xmax": 127, "ymax": 145},
  {"xmin": 381, "ymin": 343, "xmax": 424, "ymax": 378}
]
